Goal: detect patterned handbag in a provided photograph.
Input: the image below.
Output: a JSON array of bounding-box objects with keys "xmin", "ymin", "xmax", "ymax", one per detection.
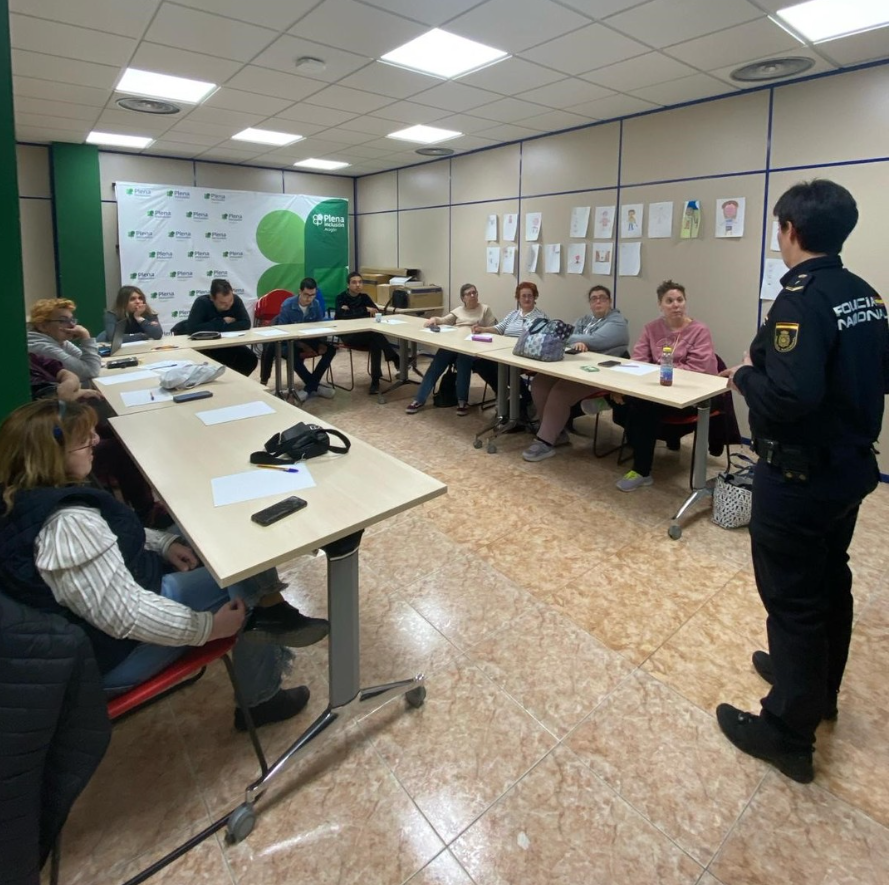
[
  {"xmin": 513, "ymin": 318, "xmax": 574, "ymax": 362},
  {"xmin": 712, "ymin": 454, "xmax": 755, "ymax": 529}
]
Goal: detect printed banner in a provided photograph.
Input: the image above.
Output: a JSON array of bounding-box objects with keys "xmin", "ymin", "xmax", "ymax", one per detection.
[{"xmin": 116, "ymin": 182, "xmax": 349, "ymax": 330}]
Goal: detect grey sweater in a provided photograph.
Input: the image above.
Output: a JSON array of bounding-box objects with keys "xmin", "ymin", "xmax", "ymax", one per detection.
[
  {"xmin": 567, "ymin": 308, "xmax": 629, "ymax": 356},
  {"xmin": 26, "ymin": 331, "xmax": 102, "ymax": 381}
]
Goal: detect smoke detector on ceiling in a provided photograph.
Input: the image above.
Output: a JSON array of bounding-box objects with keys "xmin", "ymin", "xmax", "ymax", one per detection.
[
  {"xmin": 116, "ymin": 96, "xmax": 180, "ymax": 114},
  {"xmin": 730, "ymin": 57, "xmax": 814, "ymax": 83},
  {"xmin": 295, "ymin": 56, "xmax": 327, "ymax": 73},
  {"xmin": 415, "ymin": 147, "xmax": 455, "ymax": 156}
]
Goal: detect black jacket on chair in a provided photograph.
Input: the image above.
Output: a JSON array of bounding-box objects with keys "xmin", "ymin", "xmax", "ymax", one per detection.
[{"xmin": 0, "ymin": 593, "xmax": 111, "ymax": 885}]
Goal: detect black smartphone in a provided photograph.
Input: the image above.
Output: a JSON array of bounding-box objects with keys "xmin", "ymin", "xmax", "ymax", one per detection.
[
  {"xmin": 597, "ymin": 359, "xmax": 621, "ymax": 367},
  {"xmin": 564, "ymin": 347, "xmax": 580, "ymax": 355},
  {"xmin": 251, "ymin": 496, "xmax": 308, "ymax": 526},
  {"xmin": 172, "ymin": 390, "xmax": 213, "ymax": 403},
  {"xmin": 107, "ymin": 357, "xmax": 139, "ymax": 369}
]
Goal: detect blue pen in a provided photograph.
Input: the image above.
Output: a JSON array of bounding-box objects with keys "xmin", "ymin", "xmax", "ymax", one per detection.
[{"xmin": 256, "ymin": 464, "xmax": 299, "ymax": 474}]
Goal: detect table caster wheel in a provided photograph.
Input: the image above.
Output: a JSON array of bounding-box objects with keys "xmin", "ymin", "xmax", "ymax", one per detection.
[
  {"xmin": 405, "ymin": 686, "xmax": 426, "ymax": 708},
  {"xmin": 473, "ymin": 439, "xmax": 483, "ymax": 449},
  {"xmin": 226, "ymin": 803, "xmax": 256, "ymax": 844},
  {"xmin": 487, "ymin": 442, "xmax": 497, "ymax": 454},
  {"xmin": 668, "ymin": 524, "xmax": 682, "ymax": 540}
]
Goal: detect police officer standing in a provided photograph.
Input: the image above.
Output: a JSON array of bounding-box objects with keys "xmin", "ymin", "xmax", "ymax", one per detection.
[{"xmin": 718, "ymin": 179, "xmax": 889, "ymax": 783}]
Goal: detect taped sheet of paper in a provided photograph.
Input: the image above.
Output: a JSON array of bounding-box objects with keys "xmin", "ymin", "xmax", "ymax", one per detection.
[
  {"xmin": 212, "ymin": 466, "xmax": 316, "ymax": 507},
  {"xmin": 196, "ymin": 400, "xmax": 275, "ymax": 426}
]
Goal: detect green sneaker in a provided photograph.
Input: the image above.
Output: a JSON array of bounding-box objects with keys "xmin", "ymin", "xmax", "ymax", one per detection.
[{"xmin": 616, "ymin": 470, "xmax": 653, "ymax": 492}]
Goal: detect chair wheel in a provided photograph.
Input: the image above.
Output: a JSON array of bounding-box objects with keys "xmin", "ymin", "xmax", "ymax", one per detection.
[
  {"xmin": 226, "ymin": 803, "xmax": 256, "ymax": 844},
  {"xmin": 668, "ymin": 524, "xmax": 682, "ymax": 540},
  {"xmin": 473, "ymin": 439, "xmax": 483, "ymax": 449},
  {"xmin": 405, "ymin": 686, "xmax": 426, "ymax": 708},
  {"xmin": 487, "ymin": 442, "xmax": 497, "ymax": 454}
]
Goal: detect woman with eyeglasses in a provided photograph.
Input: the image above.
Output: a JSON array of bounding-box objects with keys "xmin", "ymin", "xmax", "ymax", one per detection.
[
  {"xmin": 0, "ymin": 400, "xmax": 328, "ymax": 730},
  {"xmin": 405, "ymin": 283, "xmax": 497, "ymax": 417},
  {"xmin": 27, "ymin": 298, "xmax": 102, "ymax": 382},
  {"xmin": 104, "ymin": 286, "xmax": 163, "ymax": 343}
]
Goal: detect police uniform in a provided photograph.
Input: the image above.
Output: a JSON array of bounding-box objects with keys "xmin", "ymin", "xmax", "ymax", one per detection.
[{"xmin": 733, "ymin": 254, "xmax": 889, "ymax": 749}]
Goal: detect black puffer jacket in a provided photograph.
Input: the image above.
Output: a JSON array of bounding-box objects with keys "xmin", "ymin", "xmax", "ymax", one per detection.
[{"xmin": 0, "ymin": 593, "xmax": 111, "ymax": 885}]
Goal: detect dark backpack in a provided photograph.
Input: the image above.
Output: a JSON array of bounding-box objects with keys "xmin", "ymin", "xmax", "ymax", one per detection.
[{"xmin": 433, "ymin": 365, "xmax": 458, "ymax": 407}]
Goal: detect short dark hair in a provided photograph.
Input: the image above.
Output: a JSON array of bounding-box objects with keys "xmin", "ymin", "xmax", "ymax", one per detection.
[
  {"xmin": 210, "ymin": 278, "xmax": 232, "ymax": 298},
  {"xmin": 588, "ymin": 284, "xmax": 611, "ymax": 299},
  {"xmin": 459, "ymin": 283, "xmax": 478, "ymax": 299},
  {"xmin": 656, "ymin": 280, "xmax": 685, "ymax": 302},
  {"xmin": 773, "ymin": 179, "xmax": 858, "ymax": 254},
  {"xmin": 347, "ymin": 271, "xmax": 362, "ymax": 283},
  {"xmin": 299, "ymin": 278, "xmax": 318, "ymax": 291}
]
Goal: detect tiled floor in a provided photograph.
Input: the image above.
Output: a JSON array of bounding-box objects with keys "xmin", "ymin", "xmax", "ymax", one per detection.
[{"xmin": 55, "ymin": 359, "xmax": 889, "ymax": 885}]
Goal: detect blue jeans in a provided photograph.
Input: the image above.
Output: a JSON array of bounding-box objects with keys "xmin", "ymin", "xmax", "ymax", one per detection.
[
  {"xmin": 102, "ymin": 567, "xmax": 288, "ymax": 707},
  {"xmin": 415, "ymin": 350, "xmax": 473, "ymax": 405}
]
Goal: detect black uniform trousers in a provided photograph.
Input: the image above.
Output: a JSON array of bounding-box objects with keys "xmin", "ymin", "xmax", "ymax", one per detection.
[{"xmin": 750, "ymin": 450, "xmax": 878, "ymax": 747}]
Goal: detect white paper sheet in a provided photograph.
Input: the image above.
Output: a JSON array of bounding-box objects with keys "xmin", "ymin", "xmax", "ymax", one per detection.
[
  {"xmin": 769, "ymin": 220, "xmax": 780, "ymax": 252},
  {"xmin": 196, "ymin": 400, "xmax": 275, "ymax": 426},
  {"xmin": 610, "ymin": 362, "xmax": 659, "ymax": 376},
  {"xmin": 567, "ymin": 243, "xmax": 586, "ymax": 274},
  {"xmin": 618, "ymin": 241, "xmax": 641, "ymax": 276},
  {"xmin": 526, "ymin": 243, "xmax": 539, "ymax": 272},
  {"xmin": 544, "ymin": 243, "xmax": 561, "ymax": 273},
  {"xmin": 486, "ymin": 214, "xmax": 498, "ymax": 241},
  {"xmin": 715, "ymin": 197, "xmax": 745, "ymax": 238},
  {"xmin": 211, "ymin": 466, "xmax": 316, "ymax": 507},
  {"xmin": 525, "ymin": 212, "xmax": 542, "ymax": 242},
  {"xmin": 760, "ymin": 258, "xmax": 786, "ymax": 301},
  {"xmin": 594, "ymin": 206, "xmax": 615, "ymax": 239},
  {"xmin": 295, "ymin": 326, "xmax": 336, "ymax": 335},
  {"xmin": 592, "ymin": 243, "xmax": 613, "ymax": 275},
  {"xmin": 120, "ymin": 340, "xmax": 145, "ymax": 348},
  {"xmin": 486, "ymin": 246, "xmax": 501, "ymax": 273},
  {"xmin": 99, "ymin": 369, "xmax": 158, "ymax": 385},
  {"xmin": 220, "ymin": 331, "xmax": 246, "ymax": 338},
  {"xmin": 501, "ymin": 245, "xmax": 516, "ymax": 274},
  {"xmin": 253, "ymin": 327, "xmax": 287, "ymax": 337},
  {"xmin": 425, "ymin": 325, "xmax": 457, "ymax": 333},
  {"xmin": 620, "ymin": 203, "xmax": 643, "ymax": 239},
  {"xmin": 120, "ymin": 388, "xmax": 176, "ymax": 407},
  {"xmin": 502, "ymin": 213, "xmax": 517, "ymax": 242},
  {"xmin": 647, "ymin": 201, "xmax": 674, "ymax": 239},
  {"xmin": 379, "ymin": 318, "xmax": 407, "ymax": 325},
  {"xmin": 570, "ymin": 206, "xmax": 590, "ymax": 238},
  {"xmin": 389, "ymin": 275, "xmax": 414, "ymax": 285},
  {"xmin": 680, "ymin": 200, "xmax": 701, "ymax": 239}
]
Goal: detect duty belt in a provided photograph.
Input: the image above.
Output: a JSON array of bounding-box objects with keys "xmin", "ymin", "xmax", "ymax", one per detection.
[{"xmin": 751, "ymin": 438, "xmax": 823, "ymax": 481}]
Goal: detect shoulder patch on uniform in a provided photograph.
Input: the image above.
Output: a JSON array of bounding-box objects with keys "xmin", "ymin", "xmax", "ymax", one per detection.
[
  {"xmin": 783, "ymin": 273, "xmax": 812, "ymax": 293},
  {"xmin": 774, "ymin": 322, "xmax": 799, "ymax": 353}
]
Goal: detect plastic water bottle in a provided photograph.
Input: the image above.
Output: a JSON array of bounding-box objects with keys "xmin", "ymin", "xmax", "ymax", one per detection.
[{"xmin": 660, "ymin": 345, "xmax": 674, "ymax": 386}]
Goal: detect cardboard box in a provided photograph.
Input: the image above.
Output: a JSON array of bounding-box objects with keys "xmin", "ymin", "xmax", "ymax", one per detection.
[{"xmin": 359, "ymin": 266, "xmax": 420, "ymax": 279}]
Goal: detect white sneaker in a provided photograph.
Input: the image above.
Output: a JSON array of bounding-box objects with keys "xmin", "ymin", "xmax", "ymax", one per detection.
[
  {"xmin": 522, "ymin": 440, "xmax": 556, "ymax": 462},
  {"xmin": 292, "ymin": 389, "xmax": 308, "ymax": 404},
  {"xmin": 616, "ymin": 470, "xmax": 653, "ymax": 492},
  {"xmin": 581, "ymin": 396, "xmax": 609, "ymax": 417},
  {"xmin": 314, "ymin": 385, "xmax": 335, "ymax": 399}
]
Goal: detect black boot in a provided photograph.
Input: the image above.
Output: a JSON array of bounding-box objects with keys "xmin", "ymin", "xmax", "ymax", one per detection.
[
  {"xmin": 234, "ymin": 686, "xmax": 310, "ymax": 732},
  {"xmin": 242, "ymin": 602, "xmax": 329, "ymax": 647}
]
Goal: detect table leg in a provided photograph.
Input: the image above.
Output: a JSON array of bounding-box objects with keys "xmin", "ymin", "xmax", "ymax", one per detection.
[
  {"xmin": 473, "ymin": 363, "xmax": 521, "ymax": 452},
  {"xmin": 378, "ymin": 337, "xmax": 418, "ymax": 402},
  {"xmin": 668, "ymin": 398, "xmax": 714, "ymax": 539},
  {"xmin": 237, "ymin": 531, "xmax": 425, "ymax": 812},
  {"xmin": 272, "ymin": 341, "xmax": 283, "ymax": 398},
  {"xmin": 285, "ymin": 340, "xmax": 296, "ymax": 399}
]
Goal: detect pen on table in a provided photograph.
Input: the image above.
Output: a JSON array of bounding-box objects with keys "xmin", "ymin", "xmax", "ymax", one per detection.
[
  {"xmin": 149, "ymin": 391, "xmax": 155, "ymax": 401},
  {"xmin": 256, "ymin": 464, "xmax": 300, "ymax": 474}
]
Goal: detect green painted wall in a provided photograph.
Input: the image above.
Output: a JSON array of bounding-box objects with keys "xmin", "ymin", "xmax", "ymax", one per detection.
[
  {"xmin": 50, "ymin": 142, "xmax": 106, "ymax": 334},
  {"xmin": 0, "ymin": 0, "xmax": 30, "ymax": 419}
]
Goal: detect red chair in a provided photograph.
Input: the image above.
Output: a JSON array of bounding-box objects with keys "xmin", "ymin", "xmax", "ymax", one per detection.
[
  {"xmin": 51, "ymin": 637, "xmax": 268, "ymax": 885},
  {"xmin": 253, "ymin": 289, "xmax": 292, "ymax": 327}
]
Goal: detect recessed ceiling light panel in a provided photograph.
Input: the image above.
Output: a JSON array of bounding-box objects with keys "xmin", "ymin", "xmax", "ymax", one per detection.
[
  {"xmin": 293, "ymin": 158, "xmax": 351, "ymax": 170},
  {"xmin": 116, "ymin": 97, "xmax": 180, "ymax": 115},
  {"xmin": 232, "ymin": 127, "xmax": 302, "ymax": 146},
  {"xmin": 776, "ymin": 0, "xmax": 889, "ymax": 43},
  {"xmin": 116, "ymin": 68, "xmax": 216, "ymax": 104},
  {"xmin": 381, "ymin": 28, "xmax": 508, "ymax": 79},
  {"xmin": 730, "ymin": 57, "xmax": 815, "ymax": 82},
  {"xmin": 387, "ymin": 124, "xmax": 462, "ymax": 144},
  {"xmin": 86, "ymin": 131, "xmax": 154, "ymax": 149}
]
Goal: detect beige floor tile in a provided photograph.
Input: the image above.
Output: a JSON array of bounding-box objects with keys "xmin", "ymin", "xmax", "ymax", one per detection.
[
  {"xmin": 696, "ymin": 571, "xmax": 768, "ymax": 648},
  {"xmin": 405, "ymin": 553, "xmax": 537, "ymax": 648},
  {"xmin": 405, "ymin": 851, "xmax": 476, "ymax": 885},
  {"xmin": 710, "ymin": 773, "xmax": 889, "ymax": 885},
  {"xmin": 643, "ymin": 606, "xmax": 768, "ymax": 716},
  {"xmin": 364, "ymin": 657, "xmax": 556, "ymax": 843},
  {"xmin": 547, "ymin": 533, "xmax": 738, "ymax": 664},
  {"xmin": 451, "ymin": 745, "xmax": 703, "ymax": 885},
  {"xmin": 224, "ymin": 727, "xmax": 444, "ymax": 885},
  {"xmin": 467, "ymin": 604, "xmax": 635, "ymax": 737},
  {"xmin": 567, "ymin": 671, "xmax": 764, "ymax": 865},
  {"xmin": 841, "ymin": 593, "xmax": 889, "ymax": 710}
]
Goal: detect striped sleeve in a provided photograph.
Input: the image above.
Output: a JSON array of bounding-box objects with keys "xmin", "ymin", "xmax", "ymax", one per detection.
[{"xmin": 35, "ymin": 506, "xmax": 212, "ymax": 647}]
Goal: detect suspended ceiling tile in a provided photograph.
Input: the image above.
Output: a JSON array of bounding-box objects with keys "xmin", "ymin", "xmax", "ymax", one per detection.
[
  {"xmin": 353, "ymin": 0, "xmax": 483, "ymax": 27},
  {"xmin": 518, "ymin": 78, "xmax": 614, "ymax": 109},
  {"xmin": 516, "ymin": 108, "xmax": 595, "ymax": 131},
  {"xmin": 412, "ymin": 81, "xmax": 503, "ymax": 112},
  {"xmin": 817, "ymin": 30, "xmax": 889, "ymax": 67},
  {"xmin": 582, "ymin": 52, "xmax": 697, "ymax": 92},
  {"xmin": 631, "ymin": 71, "xmax": 736, "ymax": 104},
  {"xmin": 251, "ymin": 34, "xmax": 372, "ymax": 83},
  {"xmin": 128, "ymin": 43, "xmax": 243, "ymax": 85},
  {"xmin": 366, "ymin": 100, "xmax": 447, "ymax": 124},
  {"xmin": 338, "ymin": 62, "xmax": 440, "ymax": 100},
  {"xmin": 457, "ymin": 57, "xmax": 564, "ymax": 96},
  {"xmin": 469, "ymin": 96, "xmax": 550, "ymax": 123},
  {"xmin": 10, "ymin": 0, "xmax": 161, "ymax": 38},
  {"xmin": 173, "ymin": 0, "xmax": 319, "ymax": 31},
  {"xmin": 13, "ymin": 96, "xmax": 103, "ymax": 121},
  {"xmin": 568, "ymin": 93, "xmax": 660, "ymax": 119},
  {"xmin": 521, "ymin": 23, "xmax": 649, "ymax": 75},
  {"xmin": 558, "ymin": 0, "xmax": 653, "ymax": 17},
  {"xmin": 10, "ymin": 13, "xmax": 137, "ymax": 66},
  {"xmin": 225, "ymin": 66, "xmax": 328, "ymax": 102},
  {"xmin": 273, "ymin": 103, "xmax": 358, "ymax": 126},
  {"xmin": 201, "ymin": 88, "xmax": 294, "ymax": 117},
  {"xmin": 664, "ymin": 18, "xmax": 801, "ymax": 71},
  {"xmin": 13, "ymin": 76, "xmax": 110, "ymax": 108}
]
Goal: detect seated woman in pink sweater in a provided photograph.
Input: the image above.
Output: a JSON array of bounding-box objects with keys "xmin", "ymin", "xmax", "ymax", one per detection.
[{"xmin": 616, "ymin": 280, "xmax": 717, "ymax": 492}]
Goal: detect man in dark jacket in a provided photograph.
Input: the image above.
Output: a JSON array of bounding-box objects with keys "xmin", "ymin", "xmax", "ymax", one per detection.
[{"xmin": 186, "ymin": 278, "xmax": 257, "ymax": 376}]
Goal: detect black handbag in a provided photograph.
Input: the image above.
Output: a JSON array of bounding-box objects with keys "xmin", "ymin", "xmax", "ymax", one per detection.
[
  {"xmin": 250, "ymin": 422, "xmax": 351, "ymax": 465},
  {"xmin": 383, "ymin": 288, "xmax": 410, "ymax": 313}
]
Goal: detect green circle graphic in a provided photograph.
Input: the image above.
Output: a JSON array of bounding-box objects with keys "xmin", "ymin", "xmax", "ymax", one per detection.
[
  {"xmin": 255, "ymin": 210, "xmax": 305, "ymax": 264},
  {"xmin": 257, "ymin": 264, "xmax": 306, "ymax": 297}
]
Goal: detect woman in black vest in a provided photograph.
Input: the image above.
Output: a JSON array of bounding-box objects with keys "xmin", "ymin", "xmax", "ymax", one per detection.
[{"xmin": 0, "ymin": 400, "xmax": 325, "ymax": 730}]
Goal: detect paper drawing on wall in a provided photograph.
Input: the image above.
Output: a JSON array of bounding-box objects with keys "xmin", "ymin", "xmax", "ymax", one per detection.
[
  {"xmin": 503, "ymin": 213, "xmax": 517, "ymax": 242},
  {"xmin": 769, "ymin": 220, "xmax": 780, "ymax": 252},
  {"xmin": 620, "ymin": 204, "xmax": 643, "ymax": 239},
  {"xmin": 567, "ymin": 242, "xmax": 585, "ymax": 274},
  {"xmin": 486, "ymin": 214, "xmax": 498, "ymax": 241},
  {"xmin": 715, "ymin": 197, "xmax": 745, "ymax": 238},
  {"xmin": 544, "ymin": 243, "xmax": 561, "ymax": 273},
  {"xmin": 618, "ymin": 242, "xmax": 641, "ymax": 276},
  {"xmin": 594, "ymin": 206, "xmax": 615, "ymax": 239},
  {"xmin": 526, "ymin": 243, "xmax": 539, "ymax": 272},
  {"xmin": 647, "ymin": 201, "xmax": 673, "ymax": 239},
  {"xmin": 570, "ymin": 206, "xmax": 590, "ymax": 238},
  {"xmin": 592, "ymin": 243, "xmax": 612, "ymax": 275},
  {"xmin": 502, "ymin": 246, "xmax": 516, "ymax": 274},
  {"xmin": 680, "ymin": 200, "xmax": 701, "ymax": 239},
  {"xmin": 525, "ymin": 212, "xmax": 542, "ymax": 241},
  {"xmin": 486, "ymin": 246, "xmax": 500, "ymax": 273}
]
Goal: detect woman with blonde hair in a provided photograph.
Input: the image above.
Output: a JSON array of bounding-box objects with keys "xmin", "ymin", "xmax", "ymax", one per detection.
[{"xmin": 104, "ymin": 285, "xmax": 163, "ymax": 342}]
